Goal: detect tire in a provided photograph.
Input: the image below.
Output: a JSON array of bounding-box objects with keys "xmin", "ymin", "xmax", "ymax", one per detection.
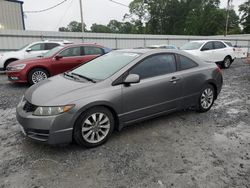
[
  {"xmin": 28, "ymin": 68, "xmax": 49, "ymax": 85},
  {"xmin": 196, "ymin": 84, "xmax": 215, "ymax": 113},
  {"xmin": 222, "ymin": 56, "xmax": 232, "ymax": 69},
  {"xmin": 4, "ymin": 59, "xmax": 18, "ymax": 70},
  {"xmin": 73, "ymin": 107, "xmax": 114, "ymax": 148}
]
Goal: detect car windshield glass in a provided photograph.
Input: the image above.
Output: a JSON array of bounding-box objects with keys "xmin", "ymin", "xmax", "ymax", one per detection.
[
  {"xmin": 42, "ymin": 46, "xmax": 64, "ymax": 57},
  {"xmin": 180, "ymin": 42, "xmax": 204, "ymax": 50},
  {"xmin": 70, "ymin": 51, "xmax": 140, "ymax": 80},
  {"xmin": 18, "ymin": 44, "xmax": 29, "ymax": 51}
]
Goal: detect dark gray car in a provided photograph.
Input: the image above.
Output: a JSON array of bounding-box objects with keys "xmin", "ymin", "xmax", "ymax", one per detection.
[{"xmin": 16, "ymin": 49, "xmax": 223, "ymax": 147}]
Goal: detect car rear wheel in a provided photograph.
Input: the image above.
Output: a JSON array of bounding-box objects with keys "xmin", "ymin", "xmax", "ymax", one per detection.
[
  {"xmin": 222, "ymin": 56, "xmax": 231, "ymax": 69},
  {"xmin": 73, "ymin": 107, "xmax": 114, "ymax": 148},
  {"xmin": 197, "ymin": 85, "xmax": 215, "ymax": 113},
  {"xmin": 28, "ymin": 68, "xmax": 49, "ymax": 85}
]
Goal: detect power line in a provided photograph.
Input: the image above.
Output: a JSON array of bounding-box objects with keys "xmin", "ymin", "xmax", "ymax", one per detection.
[
  {"xmin": 24, "ymin": 0, "xmax": 68, "ymax": 13},
  {"xmin": 55, "ymin": 0, "xmax": 74, "ymax": 30},
  {"xmin": 109, "ymin": 0, "xmax": 129, "ymax": 7}
]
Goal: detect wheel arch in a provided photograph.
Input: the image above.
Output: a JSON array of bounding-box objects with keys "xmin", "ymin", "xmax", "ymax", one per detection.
[
  {"xmin": 73, "ymin": 102, "xmax": 120, "ymax": 133},
  {"xmin": 27, "ymin": 66, "xmax": 51, "ymax": 79},
  {"xmin": 4, "ymin": 58, "xmax": 19, "ymax": 68},
  {"xmin": 204, "ymin": 80, "xmax": 218, "ymax": 99}
]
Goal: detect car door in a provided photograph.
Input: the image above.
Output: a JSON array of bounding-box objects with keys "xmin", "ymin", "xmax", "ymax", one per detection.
[
  {"xmin": 51, "ymin": 46, "xmax": 84, "ymax": 75},
  {"xmin": 24, "ymin": 43, "xmax": 46, "ymax": 58},
  {"xmin": 199, "ymin": 41, "xmax": 216, "ymax": 62},
  {"xmin": 212, "ymin": 41, "xmax": 227, "ymax": 62},
  {"xmin": 177, "ymin": 54, "xmax": 203, "ymax": 108},
  {"xmin": 120, "ymin": 53, "xmax": 182, "ymax": 123}
]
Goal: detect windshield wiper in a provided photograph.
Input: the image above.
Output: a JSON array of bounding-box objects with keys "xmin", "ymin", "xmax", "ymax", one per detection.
[
  {"xmin": 71, "ymin": 73, "xmax": 96, "ymax": 83},
  {"xmin": 64, "ymin": 72, "xmax": 78, "ymax": 80}
]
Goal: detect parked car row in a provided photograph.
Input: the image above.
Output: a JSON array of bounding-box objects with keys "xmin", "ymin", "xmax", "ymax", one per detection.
[
  {"xmin": 0, "ymin": 39, "xmax": 231, "ymax": 148},
  {"xmin": 6, "ymin": 43, "xmax": 111, "ymax": 85},
  {"xmin": 0, "ymin": 40, "xmax": 72, "ymax": 71}
]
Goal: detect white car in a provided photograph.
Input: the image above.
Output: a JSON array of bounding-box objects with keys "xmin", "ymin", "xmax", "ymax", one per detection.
[
  {"xmin": 181, "ymin": 40, "xmax": 236, "ymax": 68},
  {"xmin": 0, "ymin": 40, "xmax": 72, "ymax": 71}
]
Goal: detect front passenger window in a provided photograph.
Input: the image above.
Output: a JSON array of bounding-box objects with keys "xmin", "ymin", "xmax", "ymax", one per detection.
[
  {"xmin": 130, "ymin": 54, "xmax": 176, "ymax": 79},
  {"xmin": 201, "ymin": 42, "xmax": 213, "ymax": 51},
  {"xmin": 59, "ymin": 47, "xmax": 81, "ymax": 57},
  {"xmin": 29, "ymin": 43, "xmax": 45, "ymax": 51}
]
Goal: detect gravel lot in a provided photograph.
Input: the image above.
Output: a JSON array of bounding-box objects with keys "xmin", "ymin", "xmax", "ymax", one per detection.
[{"xmin": 0, "ymin": 59, "xmax": 249, "ymax": 188}]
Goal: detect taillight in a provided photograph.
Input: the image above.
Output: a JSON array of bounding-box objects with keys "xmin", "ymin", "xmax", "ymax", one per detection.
[{"xmin": 216, "ymin": 66, "xmax": 222, "ymax": 74}]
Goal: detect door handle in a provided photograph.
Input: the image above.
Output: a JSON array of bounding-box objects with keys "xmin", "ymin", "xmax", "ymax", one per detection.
[{"xmin": 169, "ymin": 77, "xmax": 180, "ymax": 83}]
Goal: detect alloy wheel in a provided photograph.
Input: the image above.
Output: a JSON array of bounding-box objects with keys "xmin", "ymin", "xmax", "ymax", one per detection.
[
  {"xmin": 81, "ymin": 113, "xmax": 111, "ymax": 144},
  {"xmin": 32, "ymin": 71, "xmax": 48, "ymax": 84},
  {"xmin": 200, "ymin": 88, "xmax": 214, "ymax": 109}
]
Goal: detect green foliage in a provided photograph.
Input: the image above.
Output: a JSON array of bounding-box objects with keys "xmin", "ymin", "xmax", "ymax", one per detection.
[
  {"xmin": 59, "ymin": 0, "xmax": 244, "ymax": 35},
  {"xmin": 90, "ymin": 24, "xmax": 111, "ymax": 33},
  {"xmin": 239, "ymin": 0, "xmax": 250, "ymax": 33},
  {"xmin": 59, "ymin": 21, "xmax": 86, "ymax": 32}
]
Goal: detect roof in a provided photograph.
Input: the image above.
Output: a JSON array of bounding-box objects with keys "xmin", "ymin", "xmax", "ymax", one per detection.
[
  {"xmin": 188, "ymin": 40, "xmax": 226, "ymax": 43},
  {"xmin": 5, "ymin": 0, "xmax": 23, "ymax": 4}
]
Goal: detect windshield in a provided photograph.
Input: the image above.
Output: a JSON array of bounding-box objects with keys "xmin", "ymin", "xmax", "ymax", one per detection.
[
  {"xmin": 70, "ymin": 51, "xmax": 140, "ymax": 80},
  {"xmin": 180, "ymin": 42, "xmax": 204, "ymax": 50},
  {"xmin": 18, "ymin": 44, "xmax": 29, "ymax": 51},
  {"xmin": 42, "ymin": 46, "xmax": 64, "ymax": 57}
]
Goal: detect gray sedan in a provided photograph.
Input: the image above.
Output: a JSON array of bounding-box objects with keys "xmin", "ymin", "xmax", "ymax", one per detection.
[{"xmin": 16, "ymin": 49, "xmax": 223, "ymax": 147}]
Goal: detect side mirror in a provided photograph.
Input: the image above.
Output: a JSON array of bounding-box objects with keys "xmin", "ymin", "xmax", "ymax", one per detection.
[
  {"xmin": 26, "ymin": 48, "xmax": 32, "ymax": 52},
  {"xmin": 55, "ymin": 55, "xmax": 63, "ymax": 60},
  {"xmin": 124, "ymin": 74, "xmax": 140, "ymax": 85}
]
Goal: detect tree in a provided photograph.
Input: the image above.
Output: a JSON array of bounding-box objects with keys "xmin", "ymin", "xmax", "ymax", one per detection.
[
  {"xmin": 58, "ymin": 21, "xmax": 86, "ymax": 32},
  {"xmin": 90, "ymin": 24, "xmax": 111, "ymax": 33},
  {"xmin": 239, "ymin": 0, "xmax": 250, "ymax": 33}
]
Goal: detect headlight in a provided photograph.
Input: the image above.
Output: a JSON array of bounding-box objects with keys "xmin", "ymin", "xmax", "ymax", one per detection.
[
  {"xmin": 33, "ymin": 104, "xmax": 75, "ymax": 116},
  {"xmin": 7, "ymin": 64, "xmax": 26, "ymax": 71}
]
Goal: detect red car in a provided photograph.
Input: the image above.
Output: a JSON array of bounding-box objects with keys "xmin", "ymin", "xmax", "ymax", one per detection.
[{"xmin": 6, "ymin": 44, "xmax": 111, "ymax": 85}]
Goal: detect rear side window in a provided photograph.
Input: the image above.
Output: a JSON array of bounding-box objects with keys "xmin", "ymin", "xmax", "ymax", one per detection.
[
  {"xmin": 29, "ymin": 43, "xmax": 45, "ymax": 51},
  {"xmin": 201, "ymin": 42, "xmax": 213, "ymax": 51},
  {"xmin": 130, "ymin": 54, "xmax": 176, "ymax": 79},
  {"xmin": 84, "ymin": 46, "xmax": 103, "ymax": 55},
  {"xmin": 179, "ymin": 55, "xmax": 198, "ymax": 70},
  {"xmin": 213, "ymin": 41, "xmax": 226, "ymax": 49},
  {"xmin": 59, "ymin": 47, "xmax": 81, "ymax": 57},
  {"xmin": 45, "ymin": 43, "xmax": 60, "ymax": 50}
]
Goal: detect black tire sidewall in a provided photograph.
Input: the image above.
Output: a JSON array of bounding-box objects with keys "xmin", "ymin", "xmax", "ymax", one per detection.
[
  {"xmin": 223, "ymin": 56, "xmax": 231, "ymax": 69},
  {"xmin": 28, "ymin": 68, "xmax": 49, "ymax": 85},
  {"xmin": 73, "ymin": 107, "xmax": 114, "ymax": 148},
  {"xmin": 4, "ymin": 59, "xmax": 17, "ymax": 70},
  {"xmin": 197, "ymin": 85, "xmax": 215, "ymax": 113}
]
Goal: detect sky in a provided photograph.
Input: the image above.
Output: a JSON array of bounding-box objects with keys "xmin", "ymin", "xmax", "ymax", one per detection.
[{"xmin": 22, "ymin": 0, "xmax": 247, "ymax": 31}]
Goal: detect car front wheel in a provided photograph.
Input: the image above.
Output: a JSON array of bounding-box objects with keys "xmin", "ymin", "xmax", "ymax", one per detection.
[
  {"xmin": 73, "ymin": 107, "xmax": 114, "ymax": 148},
  {"xmin": 28, "ymin": 68, "xmax": 49, "ymax": 85},
  {"xmin": 197, "ymin": 85, "xmax": 215, "ymax": 113}
]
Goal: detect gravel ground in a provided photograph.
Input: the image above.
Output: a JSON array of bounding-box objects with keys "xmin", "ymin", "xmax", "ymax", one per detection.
[{"xmin": 0, "ymin": 59, "xmax": 249, "ymax": 188}]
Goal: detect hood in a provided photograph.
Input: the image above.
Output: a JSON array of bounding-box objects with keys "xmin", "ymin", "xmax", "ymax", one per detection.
[
  {"xmin": 25, "ymin": 75, "xmax": 103, "ymax": 106},
  {"xmin": 9, "ymin": 57, "xmax": 51, "ymax": 66}
]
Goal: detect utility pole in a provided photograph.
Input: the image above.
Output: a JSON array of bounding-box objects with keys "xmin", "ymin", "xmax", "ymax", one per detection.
[
  {"xmin": 79, "ymin": 0, "xmax": 84, "ymax": 33},
  {"xmin": 225, "ymin": 0, "xmax": 232, "ymax": 36}
]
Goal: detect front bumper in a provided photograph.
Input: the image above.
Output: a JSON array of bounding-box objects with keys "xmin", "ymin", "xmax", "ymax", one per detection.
[
  {"xmin": 7, "ymin": 71, "xmax": 27, "ymax": 83},
  {"xmin": 16, "ymin": 103, "xmax": 75, "ymax": 145}
]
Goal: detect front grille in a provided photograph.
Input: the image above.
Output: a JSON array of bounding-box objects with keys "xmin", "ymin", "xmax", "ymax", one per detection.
[{"xmin": 23, "ymin": 101, "xmax": 37, "ymax": 112}]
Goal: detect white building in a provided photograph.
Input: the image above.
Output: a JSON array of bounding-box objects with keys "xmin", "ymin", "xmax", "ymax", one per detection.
[{"xmin": 0, "ymin": 0, "xmax": 25, "ymax": 30}]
